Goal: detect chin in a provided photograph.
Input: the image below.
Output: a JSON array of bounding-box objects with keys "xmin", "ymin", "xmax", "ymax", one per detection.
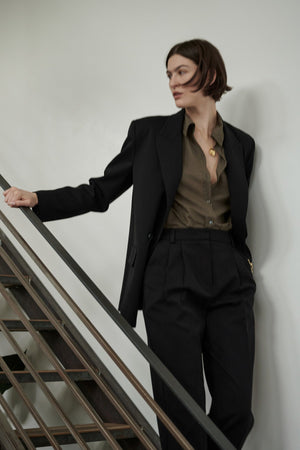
[{"xmin": 174, "ymin": 99, "xmax": 186, "ymax": 108}]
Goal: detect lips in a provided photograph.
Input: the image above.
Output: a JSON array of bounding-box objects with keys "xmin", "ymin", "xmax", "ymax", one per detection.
[{"xmin": 173, "ymin": 92, "xmax": 182, "ymax": 99}]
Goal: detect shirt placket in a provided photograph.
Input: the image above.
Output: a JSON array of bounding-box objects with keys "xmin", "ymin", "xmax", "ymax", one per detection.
[{"xmin": 196, "ymin": 142, "xmax": 214, "ymax": 228}]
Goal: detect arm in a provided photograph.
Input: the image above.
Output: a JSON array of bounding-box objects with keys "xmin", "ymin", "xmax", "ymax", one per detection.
[{"xmin": 3, "ymin": 122, "xmax": 136, "ymax": 221}]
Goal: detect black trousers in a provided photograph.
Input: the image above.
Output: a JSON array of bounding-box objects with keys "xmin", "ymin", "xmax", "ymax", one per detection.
[{"xmin": 143, "ymin": 228, "xmax": 256, "ymax": 450}]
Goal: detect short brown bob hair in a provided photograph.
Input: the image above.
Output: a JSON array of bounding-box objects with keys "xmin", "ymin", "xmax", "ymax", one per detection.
[{"xmin": 166, "ymin": 39, "xmax": 232, "ymax": 102}]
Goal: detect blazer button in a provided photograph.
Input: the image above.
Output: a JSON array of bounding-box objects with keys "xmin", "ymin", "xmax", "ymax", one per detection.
[{"xmin": 147, "ymin": 232, "xmax": 153, "ymax": 241}]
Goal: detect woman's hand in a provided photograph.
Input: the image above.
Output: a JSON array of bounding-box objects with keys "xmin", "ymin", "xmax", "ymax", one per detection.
[{"xmin": 3, "ymin": 187, "xmax": 38, "ymax": 208}]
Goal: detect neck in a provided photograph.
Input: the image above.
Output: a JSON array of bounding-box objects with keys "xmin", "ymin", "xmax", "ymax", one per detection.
[{"xmin": 185, "ymin": 98, "xmax": 217, "ymax": 138}]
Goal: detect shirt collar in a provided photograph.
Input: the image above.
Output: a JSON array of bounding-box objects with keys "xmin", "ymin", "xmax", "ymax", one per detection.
[{"xmin": 183, "ymin": 111, "xmax": 224, "ymax": 147}]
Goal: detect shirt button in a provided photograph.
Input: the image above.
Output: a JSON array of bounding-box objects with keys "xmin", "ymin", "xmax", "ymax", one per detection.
[
  {"xmin": 208, "ymin": 220, "xmax": 214, "ymax": 225},
  {"xmin": 147, "ymin": 232, "xmax": 153, "ymax": 240}
]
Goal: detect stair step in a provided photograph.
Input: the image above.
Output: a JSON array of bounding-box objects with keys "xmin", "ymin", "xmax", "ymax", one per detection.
[
  {"xmin": 0, "ymin": 369, "xmax": 92, "ymax": 384},
  {"xmin": 0, "ymin": 274, "xmax": 29, "ymax": 287},
  {"xmin": 17, "ymin": 422, "xmax": 135, "ymax": 446},
  {"xmin": 0, "ymin": 319, "xmax": 56, "ymax": 331}
]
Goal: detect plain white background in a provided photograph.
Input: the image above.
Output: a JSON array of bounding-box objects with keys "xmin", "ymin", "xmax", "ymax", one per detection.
[{"xmin": 0, "ymin": 0, "xmax": 299, "ymax": 449}]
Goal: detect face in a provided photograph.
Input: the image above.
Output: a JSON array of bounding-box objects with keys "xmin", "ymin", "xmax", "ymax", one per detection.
[{"xmin": 166, "ymin": 54, "xmax": 203, "ymax": 108}]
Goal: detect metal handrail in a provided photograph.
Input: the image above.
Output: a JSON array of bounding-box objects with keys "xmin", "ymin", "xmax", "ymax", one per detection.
[{"xmin": 0, "ymin": 174, "xmax": 236, "ymax": 450}]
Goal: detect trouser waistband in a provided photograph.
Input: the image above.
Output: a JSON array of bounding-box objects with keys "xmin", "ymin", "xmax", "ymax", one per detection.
[{"xmin": 160, "ymin": 228, "xmax": 233, "ymax": 244}]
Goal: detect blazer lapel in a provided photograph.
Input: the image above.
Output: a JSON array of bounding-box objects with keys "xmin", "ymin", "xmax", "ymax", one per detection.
[
  {"xmin": 223, "ymin": 122, "xmax": 248, "ymax": 225},
  {"xmin": 156, "ymin": 109, "xmax": 185, "ymax": 209}
]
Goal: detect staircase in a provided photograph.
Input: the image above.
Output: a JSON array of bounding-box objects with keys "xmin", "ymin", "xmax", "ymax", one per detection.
[
  {"xmin": 0, "ymin": 175, "xmax": 236, "ymax": 450},
  {"xmin": 0, "ymin": 226, "xmax": 159, "ymax": 449}
]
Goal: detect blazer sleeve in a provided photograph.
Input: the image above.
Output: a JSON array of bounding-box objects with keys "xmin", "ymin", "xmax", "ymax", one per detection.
[{"xmin": 33, "ymin": 121, "xmax": 136, "ymax": 222}]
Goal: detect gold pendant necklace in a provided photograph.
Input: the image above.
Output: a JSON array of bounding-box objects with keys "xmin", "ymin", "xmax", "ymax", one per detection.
[{"xmin": 209, "ymin": 148, "xmax": 216, "ymax": 157}]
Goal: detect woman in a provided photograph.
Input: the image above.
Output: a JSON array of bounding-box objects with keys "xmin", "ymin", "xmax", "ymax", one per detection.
[{"xmin": 4, "ymin": 39, "xmax": 256, "ymax": 449}]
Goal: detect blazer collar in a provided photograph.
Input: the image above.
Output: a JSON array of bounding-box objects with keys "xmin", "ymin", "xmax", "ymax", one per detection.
[{"xmin": 159, "ymin": 109, "xmax": 185, "ymax": 139}]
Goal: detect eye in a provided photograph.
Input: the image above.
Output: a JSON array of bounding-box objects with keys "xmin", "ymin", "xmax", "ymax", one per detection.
[{"xmin": 178, "ymin": 70, "xmax": 187, "ymax": 76}]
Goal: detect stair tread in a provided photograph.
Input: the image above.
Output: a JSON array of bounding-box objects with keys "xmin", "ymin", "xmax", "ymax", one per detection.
[
  {"xmin": 0, "ymin": 319, "xmax": 57, "ymax": 331},
  {"xmin": 2, "ymin": 319, "xmax": 51, "ymax": 322},
  {"xmin": 0, "ymin": 274, "xmax": 29, "ymax": 286},
  {"xmin": 0, "ymin": 368, "xmax": 93, "ymax": 383},
  {"xmin": 0, "ymin": 369, "xmax": 89, "ymax": 373},
  {"xmin": 20, "ymin": 423, "xmax": 131, "ymax": 438}
]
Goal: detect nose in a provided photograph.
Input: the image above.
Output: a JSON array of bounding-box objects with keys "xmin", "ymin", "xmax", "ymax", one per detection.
[{"xmin": 169, "ymin": 75, "xmax": 179, "ymax": 90}]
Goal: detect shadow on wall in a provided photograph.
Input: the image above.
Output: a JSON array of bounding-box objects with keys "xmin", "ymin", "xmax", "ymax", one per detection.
[{"xmin": 223, "ymin": 82, "xmax": 289, "ymax": 449}]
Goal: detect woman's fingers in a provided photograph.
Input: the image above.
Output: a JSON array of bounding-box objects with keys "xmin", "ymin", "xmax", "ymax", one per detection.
[{"xmin": 3, "ymin": 187, "xmax": 38, "ymax": 208}]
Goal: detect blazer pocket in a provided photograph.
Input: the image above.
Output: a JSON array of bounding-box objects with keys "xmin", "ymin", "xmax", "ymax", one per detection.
[{"xmin": 127, "ymin": 246, "xmax": 137, "ymax": 267}]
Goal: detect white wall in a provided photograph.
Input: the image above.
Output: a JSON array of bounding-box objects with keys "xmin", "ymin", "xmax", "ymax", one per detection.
[{"xmin": 0, "ymin": 0, "xmax": 299, "ymax": 448}]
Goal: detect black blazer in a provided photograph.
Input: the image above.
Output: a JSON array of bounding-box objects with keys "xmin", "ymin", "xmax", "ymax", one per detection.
[{"xmin": 34, "ymin": 109, "xmax": 255, "ymax": 326}]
